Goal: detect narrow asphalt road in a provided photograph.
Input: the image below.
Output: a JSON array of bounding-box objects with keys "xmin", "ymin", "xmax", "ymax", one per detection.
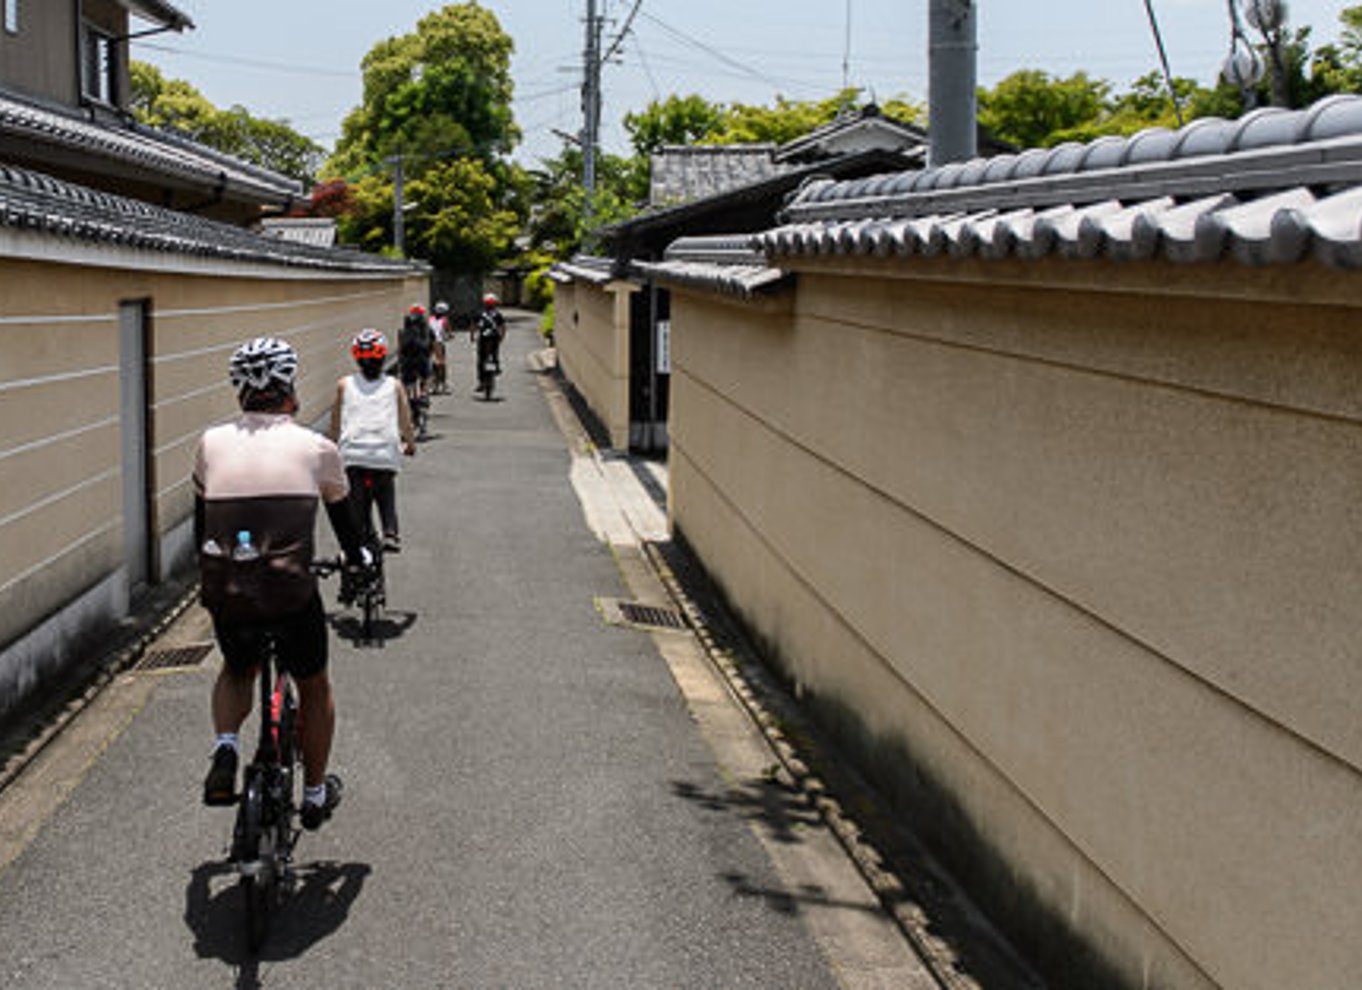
[{"xmin": 0, "ymin": 313, "xmax": 926, "ymax": 989}]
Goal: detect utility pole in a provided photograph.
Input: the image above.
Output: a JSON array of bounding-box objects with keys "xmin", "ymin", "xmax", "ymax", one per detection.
[
  {"xmin": 581, "ymin": 0, "xmax": 603, "ymax": 215},
  {"xmin": 391, "ymin": 154, "xmax": 406, "ymax": 258},
  {"xmin": 928, "ymin": 0, "xmax": 977, "ymax": 167}
]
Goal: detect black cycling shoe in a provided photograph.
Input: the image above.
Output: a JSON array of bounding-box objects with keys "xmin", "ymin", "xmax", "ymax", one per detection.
[
  {"xmin": 338, "ymin": 571, "xmax": 358, "ymax": 605},
  {"xmin": 203, "ymin": 745, "xmax": 238, "ymax": 806},
  {"xmin": 300, "ymin": 774, "xmax": 343, "ymax": 831},
  {"xmin": 382, "ymin": 533, "xmax": 401, "ymax": 554}
]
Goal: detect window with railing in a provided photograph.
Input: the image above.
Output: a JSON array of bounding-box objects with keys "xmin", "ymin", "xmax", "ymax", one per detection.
[{"xmin": 81, "ymin": 22, "xmax": 117, "ymax": 104}]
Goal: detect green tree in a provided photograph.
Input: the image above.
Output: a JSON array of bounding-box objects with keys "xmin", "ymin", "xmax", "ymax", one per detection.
[
  {"xmin": 522, "ymin": 146, "xmax": 645, "ymax": 257},
  {"xmin": 623, "ymin": 94, "xmax": 724, "ymax": 156},
  {"xmin": 325, "ymin": 3, "xmax": 521, "ymax": 268},
  {"xmin": 328, "ymin": 2, "xmax": 517, "ymax": 175},
  {"xmin": 406, "ymin": 158, "xmax": 519, "ymax": 270},
  {"xmin": 129, "ymin": 62, "xmax": 323, "ymax": 184},
  {"xmin": 714, "ymin": 89, "xmax": 922, "ymax": 145},
  {"xmin": 976, "ymin": 70, "xmax": 1109, "ymax": 148}
]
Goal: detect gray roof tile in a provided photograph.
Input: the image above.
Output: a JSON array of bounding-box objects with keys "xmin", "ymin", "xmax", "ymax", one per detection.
[
  {"xmin": 0, "ymin": 164, "xmax": 412, "ymax": 272},
  {"xmin": 0, "ymin": 90, "xmax": 301, "ymax": 205},
  {"xmin": 745, "ymin": 94, "xmax": 1362, "ymax": 269}
]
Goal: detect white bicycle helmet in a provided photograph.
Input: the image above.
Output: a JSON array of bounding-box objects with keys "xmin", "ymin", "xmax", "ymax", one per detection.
[{"xmin": 229, "ymin": 337, "xmax": 299, "ymax": 393}]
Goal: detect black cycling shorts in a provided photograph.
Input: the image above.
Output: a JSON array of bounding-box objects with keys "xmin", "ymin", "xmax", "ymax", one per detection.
[{"xmin": 211, "ymin": 592, "xmax": 328, "ymax": 681}]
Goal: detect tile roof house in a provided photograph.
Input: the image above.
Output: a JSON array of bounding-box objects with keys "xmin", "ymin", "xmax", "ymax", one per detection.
[
  {"xmin": 0, "ymin": 3, "xmax": 428, "ymax": 730},
  {"xmin": 555, "ymin": 109, "xmax": 929, "ymax": 452},
  {"xmin": 0, "ymin": 0, "xmax": 303, "ymax": 224}
]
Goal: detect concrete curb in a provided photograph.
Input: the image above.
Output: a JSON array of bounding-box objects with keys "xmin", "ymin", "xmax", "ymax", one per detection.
[{"xmin": 0, "ymin": 581, "xmax": 201, "ymax": 797}]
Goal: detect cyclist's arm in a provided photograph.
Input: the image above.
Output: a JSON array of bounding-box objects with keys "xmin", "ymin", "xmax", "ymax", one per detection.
[
  {"xmin": 324, "ymin": 496, "xmax": 366, "ymax": 564},
  {"xmin": 325, "ymin": 377, "xmax": 345, "ymax": 443},
  {"xmin": 395, "ymin": 383, "xmax": 416, "ymax": 454},
  {"xmin": 318, "ymin": 442, "xmax": 366, "ymax": 564}
]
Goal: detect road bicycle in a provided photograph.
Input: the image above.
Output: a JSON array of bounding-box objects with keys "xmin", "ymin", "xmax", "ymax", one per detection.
[
  {"xmin": 337, "ymin": 544, "xmax": 385, "ymax": 641},
  {"xmin": 228, "ymin": 561, "xmax": 345, "ymax": 951}
]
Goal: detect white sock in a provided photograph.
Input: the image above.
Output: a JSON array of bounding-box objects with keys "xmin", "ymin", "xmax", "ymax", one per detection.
[
  {"xmin": 304, "ymin": 783, "xmax": 327, "ymax": 807},
  {"xmin": 213, "ymin": 733, "xmax": 238, "ymax": 757}
]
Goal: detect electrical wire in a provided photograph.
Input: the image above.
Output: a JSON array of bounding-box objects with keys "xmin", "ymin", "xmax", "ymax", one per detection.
[
  {"xmin": 1142, "ymin": 0, "xmax": 1184, "ymax": 124},
  {"xmin": 133, "ymin": 41, "xmax": 353, "ymax": 78},
  {"xmin": 601, "ymin": 0, "xmax": 644, "ymax": 65},
  {"xmin": 636, "ymin": 10, "xmax": 792, "ymax": 91}
]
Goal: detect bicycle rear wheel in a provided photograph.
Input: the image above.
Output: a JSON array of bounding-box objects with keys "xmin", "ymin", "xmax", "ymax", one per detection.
[{"xmin": 235, "ymin": 772, "xmax": 273, "ymax": 951}]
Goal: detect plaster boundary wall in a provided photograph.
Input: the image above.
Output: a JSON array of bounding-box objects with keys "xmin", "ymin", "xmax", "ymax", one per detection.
[
  {"xmin": 663, "ymin": 258, "xmax": 1362, "ymax": 990},
  {"xmin": 0, "ymin": 245, "xmax": 425, "ymax": 724}
]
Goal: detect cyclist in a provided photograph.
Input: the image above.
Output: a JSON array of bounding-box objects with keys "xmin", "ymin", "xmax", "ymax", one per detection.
[
  {"xmin": 398, "ymin": 304, "xmax": 434, "ymax": 437},
  {"xmin": 327, "ymin": 329, "xmax": 416, "ymax": 558},
  {"xmin": 475, "ymin": 293, "xmax": 506, "ymax": 388},
  {"xmin": 197, "ymin": 337, "xmax": 369, "ymax": 830},
  {"xmin": 429, "ymin": 301, "xmax": 451, "ymax": 395}
]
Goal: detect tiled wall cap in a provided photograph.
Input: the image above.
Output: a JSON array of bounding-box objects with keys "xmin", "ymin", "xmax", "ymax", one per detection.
[
  {"xmin": 1125, "ymin": 127, "xmax": 1180, "ymax": 165},
  {"xmin": 1304, "ymin": 94, "xmax": 1362, "ymax": 141},
  {"xmin": 1232, "ymin": 105, "xmax": 1307, "ymax": 151},
  {"xmin": 1042, "ymin": 142, "xmax": 1087, "ymax": 175},
  {"xmin": 1078, "ymin": 134, "xmax": 1128, "ymax": 171},
  {"xmin": 1012, "ymin": 147, "xmax": 1053, "ymax": 180}
]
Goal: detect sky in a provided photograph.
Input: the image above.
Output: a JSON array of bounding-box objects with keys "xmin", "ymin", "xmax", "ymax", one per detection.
[{"xmin": 134, "ymin": 1, "xmax": 1353, "ymax": 169}]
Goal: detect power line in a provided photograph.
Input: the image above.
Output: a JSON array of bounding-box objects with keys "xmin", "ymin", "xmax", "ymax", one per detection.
[
  {"xmin": 133, "ymin": 41, "xmax": 353, "ymax": 78},
  {"xmin": 601, "ymin": 0, "xmax": 644, "ymax": 65},
  {"xmin": 1142, "ymin": 0, "xmax": 1185, "ymax": 124},
  {"xmin": 636, "ymin": 11, "xmax": 791, "ymax": 91}
]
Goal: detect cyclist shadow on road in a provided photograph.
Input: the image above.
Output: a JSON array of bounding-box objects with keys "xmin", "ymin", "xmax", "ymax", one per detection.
[
  {"xmin": 327, "ymin": 609, "xmax": 418, "ymax": 648},
  {"xmin": 185, "ymin": 859, "xmax": 371, "ymax": 981}
]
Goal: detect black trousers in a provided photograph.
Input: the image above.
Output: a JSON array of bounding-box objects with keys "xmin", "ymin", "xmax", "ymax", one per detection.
[{"xmin": 345, "ymin": 466, "xmax": 398, "ymax": 541}]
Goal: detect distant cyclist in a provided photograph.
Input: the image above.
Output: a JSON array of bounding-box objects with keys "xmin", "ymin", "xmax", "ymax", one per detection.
[
  {"xmin": 429, "ymin": 301, "xmax": 451, "ymax": 395},
  {"xmin": 328, "ymin": 329, "xmax": 416, "ymax": 558},
  {"xmin": 475, "ymin": 293, "xmax": 506, "ymax": 390},
  {"xmin": 398, "ymin": 304, "xmax": 434, "ymax": 437},
  {"xmin": 197, "ymin": 337, "xmax": 370, "ymax": 830}
]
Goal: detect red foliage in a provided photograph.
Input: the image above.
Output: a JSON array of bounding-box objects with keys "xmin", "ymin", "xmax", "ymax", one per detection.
[{"xmin": 303, "ymin": 179, "xmax": 355, "ymax": 218}]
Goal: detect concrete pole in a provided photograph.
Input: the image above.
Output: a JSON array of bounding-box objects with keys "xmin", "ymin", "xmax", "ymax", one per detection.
[
  {"xmin": 392, "ymin": 155, "xmax": 405, "ymax": 258},
  {"xmin": 928, "ymin": 0, "xmax": 978, "ymax": 167},
  {"xmin": 582, "ymin": 0, "xmax": 601, "ymax": 198}
]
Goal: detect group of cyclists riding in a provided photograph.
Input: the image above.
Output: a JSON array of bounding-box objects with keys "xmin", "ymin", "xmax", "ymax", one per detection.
[{"xmin": 197, "ymin": 292, "xmax": 507, "ymax": 831}]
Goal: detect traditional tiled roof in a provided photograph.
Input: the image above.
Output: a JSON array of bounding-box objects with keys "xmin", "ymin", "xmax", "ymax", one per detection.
[
  {"xmin": 649, "ymin": 144, "xmax": 792, "ymax": 207},
  {"xmin": 634, "ymin": 235, "xmax": 788, "ymax": 298},
  {"xmin": 773, "ymin": 108, "xmax": 927, "ymax": 164},
  {"xmin": 123, "ymin": 0, "xmax": 195, "ymax": 30},
  {"xmin": 0, "ymin": 89, "xmax": 302, "ymax": 207},
  {"xmin": 0, "ymin": 164, "xmax": 413, "ymax": 273},
  {"xmin": 548, "ymin": 255, "xmax": 617, "ymax": 285},
  {"xmin": 754, "ymin": 95, "xmax": 1362, "ymax": 269},
  {"xmin": 260, "ymin": 217, "xmax": 338, "ymax": 248}
]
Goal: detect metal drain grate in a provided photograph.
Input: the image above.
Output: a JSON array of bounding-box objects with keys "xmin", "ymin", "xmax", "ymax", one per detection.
[
  {"xmin": 595, "ymin": 596, "xmax": 689, "ymax": 631},
  {"xmin": 136, "ymin": 643, "xmax": 214, "ymax": 671}
]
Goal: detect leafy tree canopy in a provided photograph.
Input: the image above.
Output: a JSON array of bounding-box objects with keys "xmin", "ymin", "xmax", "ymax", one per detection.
[
  {"xmin": 328, "ymin": 2, "xmax": 517, "ymax": 177},
  {"xmin": 623, "ymin": 89, "xmax": 923, "ymax": 156},
  {"xmin": 324, "ymin": 3, "xmax": 523, "ymax": 272},
  {"xmin": 129, "ymin": 62, "xmax": 323, "ymax": 184}
]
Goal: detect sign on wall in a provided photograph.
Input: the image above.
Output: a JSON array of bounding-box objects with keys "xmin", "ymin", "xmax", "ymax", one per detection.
[{"xmin": 656, "ymin": 319, "xmax": 671, "ymax": 375}]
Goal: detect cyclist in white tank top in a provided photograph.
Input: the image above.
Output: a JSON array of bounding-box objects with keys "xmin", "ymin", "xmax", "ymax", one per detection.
[{"xmin": 327, "ymin": 329, "xmax": 415, "ymax": 554}]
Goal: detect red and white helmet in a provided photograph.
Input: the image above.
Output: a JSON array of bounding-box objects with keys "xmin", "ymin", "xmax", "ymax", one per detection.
[
  {"xmin": 351, "ymin": 328, "xmax": 388, "ymax": 361},
  {"xmin": 482, "ymin": 293, "xmax": 500, "ymax": 307}
]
